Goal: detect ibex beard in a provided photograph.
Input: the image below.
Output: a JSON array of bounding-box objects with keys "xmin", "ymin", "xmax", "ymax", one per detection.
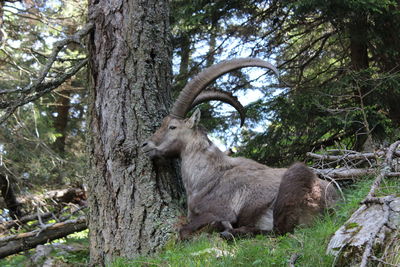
[{"xmin": 142, "ymin": 58, "xmax": 339, "ymax": 240}]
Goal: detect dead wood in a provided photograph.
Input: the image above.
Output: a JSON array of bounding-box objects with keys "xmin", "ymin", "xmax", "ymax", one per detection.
[
  {"xmin": 0, "ymin": 216, "xmax": 87, "ymax": 259},
  {"xmin": 364, "ymin": 141, "xmax": 400, "ymax": 201},
  {"xmin": 313, "ymin": 167, "xmax": 400, "ymax": 180},
  {"xmin": 289, "ymin": 253, "xmax": 300, "ymax": 267},
  {"xmin": 312, "ymin": 167, "xmax": 377, "ymax": 179},
  {"xmin": 326, "ymin": 141, "xmax": 400, "ymax": 267},
  {"xmin": 43, "ymin": 187, "xmax": 86, "ymax": 205},
  {"xmin": 0, "ymin": 205, "xmax": 86, "ymax": 233},
  {"xmin": 307, "ymin": 150, "xmax": 400, "ymax": 161},
  {"xmin": 0, "ymin": 211, "xmax": 53, "ymax": 231},
  {"xmin": 16, "ymin": 187, "xmax": 87, "ymax": 213}
]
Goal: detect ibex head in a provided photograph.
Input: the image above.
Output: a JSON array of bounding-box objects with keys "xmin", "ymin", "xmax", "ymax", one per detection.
[
  {"xmin": 142, "ymin": 58, "xmax": 279, "ymax": 159},
  {"xmin": 142, "ymin": 109, "xmax": 201, "ymax": 159}
]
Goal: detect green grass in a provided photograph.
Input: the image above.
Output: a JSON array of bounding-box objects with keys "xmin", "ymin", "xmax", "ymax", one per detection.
[{"xmin": 111, "ymin": 177, "xmax": 398, "ymax": 267}]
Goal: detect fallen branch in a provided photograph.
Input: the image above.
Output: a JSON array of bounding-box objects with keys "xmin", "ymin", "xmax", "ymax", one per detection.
[
  {"xmin": 0, "ymin": 59, "xmax": 88, "ymax": 124},
  {"xmin": 43, "ymin": 187, "xmax": 86, "ymax": 205},
  {"xmin": 364, "ymin": 141, "xmax": 400, "ymax": 201},
  {"xmin": 0, "ymin": 22, "xmax": 94, "ymax": 124},
  {"xmin": 289, "ymin": 253, "xmax": 300, "ymax": 267},
  {"xmin": 16, "ymin": 186, "xmax": 87, "ymax": 212},
  {"xmin": 315, "ymin": 168, "xmax": 399, "ymax": 180},
  {"xmin": 0, "ymin": 216, "xmax": 87, "ymax": 258},
  {"xmin": 0, "ymin": 212, "xmax": 53, "ymax": 231},
  {"xmin": 0, "ymin": 22, "xmax": 93, "ymax": 96},
  {"xmin": 312, "ymin": 167, "xmax": 377, "ymax": 179},
  {"xmin": 306, "ymin": 150, "xmax": 400, "ymax": 161},
  {"xmin": 0, "ymin": 205, "xmax": 87, "ymax": 232}
]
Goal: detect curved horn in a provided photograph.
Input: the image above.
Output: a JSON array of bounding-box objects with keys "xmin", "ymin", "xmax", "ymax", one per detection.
[
  {"xmin": 170, "ymin": 58, "xmax": 279, "ymax": 119},
  {"xmin": 191, "ymin": 90, "xmax": 246, "ymax": 127}
]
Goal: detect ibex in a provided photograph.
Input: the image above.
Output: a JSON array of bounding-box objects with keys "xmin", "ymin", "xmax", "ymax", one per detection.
[{"xmin": 142, "ymin": 58, "xmax": 339, "ymax": 239}]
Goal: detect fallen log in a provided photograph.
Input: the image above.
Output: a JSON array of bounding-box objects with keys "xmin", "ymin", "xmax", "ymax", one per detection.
[
  {"xmin": 327, "ymin": 197, "xmax": 400, "ymax": 266},
  {"xmin": 16, "ymin": 187, "xmax": 87, "ymax": 211},
  {"xmin": 0, "ymin": 216, "xmax": 87, "ymax": 259},
  {"xmin": 43, "ymin": 187, "xmax": 86, "ymax": 205},
  {"xmin": 326, "ymin": 141, "xmax": 400, "ymax": 266}
]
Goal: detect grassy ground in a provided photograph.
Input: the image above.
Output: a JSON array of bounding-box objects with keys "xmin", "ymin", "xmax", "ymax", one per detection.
[
  {"xmin": 1, "ymin": 177, "xmax": 398, "ymax": 267},
  {"xmin": 112, "ymin": 177, "xmax": 398, "ymax": 267}
]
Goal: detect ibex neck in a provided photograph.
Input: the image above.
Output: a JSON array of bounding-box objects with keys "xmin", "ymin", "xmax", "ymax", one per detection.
[{"xmin": 180, "ymin": 136, "xmax": 227, "ymax": 195}]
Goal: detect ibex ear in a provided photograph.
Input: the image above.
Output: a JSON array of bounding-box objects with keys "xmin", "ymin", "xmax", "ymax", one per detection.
[{"xmin": 186, "ymin": 108, "xmax": 201, "ymax": 128}]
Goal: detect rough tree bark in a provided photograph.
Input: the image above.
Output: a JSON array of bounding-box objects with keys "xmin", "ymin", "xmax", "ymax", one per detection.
[
  {"xmin": 327, "ymin": 141, "xmax": 400, "ymax": 266},
  {"xmin": 87, "ymin": 1, "xmax": 183, "ymax": 266},
  {"xmin": 0, "ymin": 0, "xmax": 4, "ymax": 43}
]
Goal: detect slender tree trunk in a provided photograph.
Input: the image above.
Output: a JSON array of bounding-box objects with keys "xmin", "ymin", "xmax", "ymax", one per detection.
[
  {"xmin": 87, "ymin": 1, "xmax": 183, "ymax": 266},
  {"xmin": 52, "ymin": 89, "xmax": 71, "ymax": 154},
  {"xmin": 349, "ymin": 15, "xmax": 369, "ymax": 73},
  {"xmin": 348, "ymin": 13, "xmax": 373, "ymax": 151},
  {"xmin": 173, "ymin": 33, "xmax": 190, "ymax": 96},
  {"xmin": 178, "ymin": 34, "xmax": 190, "ymax": 83},
  {"xmin": 373, "ymin": 10, "xmax": 400, "ymax": 126},
  {"xmin": 0, "ymin": 173, "xmax": 21, "ymax": 220}
]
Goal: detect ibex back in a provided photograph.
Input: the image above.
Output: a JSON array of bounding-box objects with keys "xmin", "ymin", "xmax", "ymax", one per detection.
[{"xmin": 142, "ymin": 58, "xmax": 339, "ymax": 239}]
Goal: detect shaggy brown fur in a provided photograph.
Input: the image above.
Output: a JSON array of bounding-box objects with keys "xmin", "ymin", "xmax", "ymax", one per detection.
[{"xmin": 273, "ymin": 163, "xmax": 338, "ymax": 234}]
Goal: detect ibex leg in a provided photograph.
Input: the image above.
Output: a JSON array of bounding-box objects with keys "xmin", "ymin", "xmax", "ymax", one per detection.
[
  {"xmin": 179, "ymin": 213, "xmax": 219, "ymax": 240},
  {"xmin": 220, "ymin": 226, "xmax": 271, "ymax": 240}
]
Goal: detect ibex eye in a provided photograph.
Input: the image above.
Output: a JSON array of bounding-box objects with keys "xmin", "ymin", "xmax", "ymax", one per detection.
[{"xmin": 169, "ymin": 126, "xmax": 177, "ymax": 130}]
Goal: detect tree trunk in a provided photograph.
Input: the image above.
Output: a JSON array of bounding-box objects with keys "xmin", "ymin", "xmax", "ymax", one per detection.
[
  {"xmin": 373, "ymin": 10, "xmax": 400, "ymax": 126},
  {"xmin": 173, "ymin": 33, "xmax": 190, "ymax": 96},
  {"xmin": 349, "ymin": 14, "xmax": 369, "ymax": 73},
  {"xmin": 348, "ymin": 13, "xmax": 373, "ymax": 151},
  {"xmin": 87, "ymin": 1, "xmax": 183, "ymax": 266},
  {"xmin": 52, "ymin": 89, "xmax": 71, "ymax": 155},
  {"xmin": 0, "ymin": 0, "xmax": 4, "ymax": 43},
  {"xmin": 51, "ymin": 87, "xmax": 71, "ymax": 185},
  {"xmin": 0, "ymin": 173, "xmax": 21, "ymax": 220}
]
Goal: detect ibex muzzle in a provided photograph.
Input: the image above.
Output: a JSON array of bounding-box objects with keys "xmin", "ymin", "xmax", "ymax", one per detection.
[{"xmin": 143, "ymin": 58, "xmax": 338, "ymax": 239}]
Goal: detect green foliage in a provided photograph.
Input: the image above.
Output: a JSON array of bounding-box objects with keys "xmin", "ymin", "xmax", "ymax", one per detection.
[
  {"xmin": 290, "ymin": 0, "xmax": 397, "ymax": 16},
  {"xmin": 238, "ymin": 69, "xmax": 400, "ymax": 166},
  {"xmin": 170, "ymin": 0, "xmax": 400, "ymax": 166},
  {"xmin": 0, "ymin": 0, "xmax": 88, "ymax": 188}
]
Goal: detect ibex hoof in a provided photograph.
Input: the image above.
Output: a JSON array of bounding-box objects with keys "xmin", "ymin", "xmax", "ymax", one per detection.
[
  {"xmin": 179, "ymin": 227, "xmax": 192, "ymax": 241},
  {"xmin": 220, "ymin": 231, "xmax": 234, "ymax": 241}
]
